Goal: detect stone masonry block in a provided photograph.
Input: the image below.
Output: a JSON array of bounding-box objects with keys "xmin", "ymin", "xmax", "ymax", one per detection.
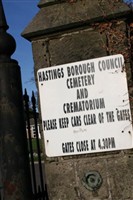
[{"xmin": 49, "ymin": 29, "xmax": 107, "ymax": 66}]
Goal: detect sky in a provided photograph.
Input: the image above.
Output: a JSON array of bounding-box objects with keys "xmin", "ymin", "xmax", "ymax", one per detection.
[
  {"xmin": 2, "ymin": 0, "xmax": 133, "ymax": 96},
  {"xmin": 124, "ymin": 0, "xmax": 133, "ymax": 6},
  {"xmin": 3, "ymin": 0, "xmax": 39, "ymax": 96}
]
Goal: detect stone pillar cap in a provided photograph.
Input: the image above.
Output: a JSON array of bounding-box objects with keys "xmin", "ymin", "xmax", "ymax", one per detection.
[
  {"xmin": 0, "ymin": 0, "xmax": 16, "ymax": 62},
  {"xmin": 22, "ymin": 0, "xmax": 131, "ymax": 41}
]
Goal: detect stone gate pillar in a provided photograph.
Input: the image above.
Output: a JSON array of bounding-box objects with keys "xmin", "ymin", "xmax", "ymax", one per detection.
[
  {"xmin": 22, "ymin": 0, "xmax": 133, "ymax": 199},
  {"xmin": 0, "ymin": 0, "xmax": 32, "ymax": 199}
]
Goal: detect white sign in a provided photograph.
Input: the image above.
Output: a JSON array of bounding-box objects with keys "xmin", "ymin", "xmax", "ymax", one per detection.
[{"xmin": 37, "ymin": 54, "xmax": 133, "ymax": 157}]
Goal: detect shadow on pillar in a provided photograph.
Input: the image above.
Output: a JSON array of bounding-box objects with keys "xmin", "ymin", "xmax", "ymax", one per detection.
[{"xmin": 0, "ymin": 0, "xmax": 32, "ymax": 199}]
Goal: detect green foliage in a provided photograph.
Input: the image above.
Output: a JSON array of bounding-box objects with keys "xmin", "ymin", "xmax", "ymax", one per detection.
[
  {"xmin": 27, "ymin": 138, "xmax": 44, "ymax": 161},
  {"xmin": 32, "ymin": 138, "xmax": 42, "ymax": 153}
]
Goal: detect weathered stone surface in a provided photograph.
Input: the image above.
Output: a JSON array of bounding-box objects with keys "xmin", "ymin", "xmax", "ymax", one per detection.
[
  {"xmin": 32, "ymin": 39, "xmax": 50, "ymax": 76},
  {"xmin": 45, "ymin": 160, "xmax": 76, "ymax": 200},
  {"xmin": 45, "ymin": 154, "xmax": 133, "ymax": 200},
  {"xmin": 49, "ymin": 28, "xmax": 107, "ymax": 66},
  {"xmin": 22, "ymin": 0, "xmax": 130, "ymax": 40},
  {"xmin": 107, "ymin": 153, "xmax": 133, "ymax": 199},
  {"xmin": 32, "ymin": 28, "xmax": 107, "ymax": 78},
  {"xmin": 38, "ymin": 0, "xmax": 63, "ymax": 8}
]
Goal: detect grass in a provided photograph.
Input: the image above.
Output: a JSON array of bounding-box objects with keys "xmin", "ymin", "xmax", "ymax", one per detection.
[{"xmin": 27, "ymin": 138, "xmax": 44, "ymax": 161}]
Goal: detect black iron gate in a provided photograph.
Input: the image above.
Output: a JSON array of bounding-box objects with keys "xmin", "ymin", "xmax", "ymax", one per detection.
[{"xmin": 23, "ymin": 89, "xmax": 49, "ymax": 200}]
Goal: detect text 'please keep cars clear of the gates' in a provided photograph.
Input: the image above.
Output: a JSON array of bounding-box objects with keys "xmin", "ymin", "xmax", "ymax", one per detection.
[{"xmin": 37, "ymin": 54, "xmax": 133, "ymax": 157}]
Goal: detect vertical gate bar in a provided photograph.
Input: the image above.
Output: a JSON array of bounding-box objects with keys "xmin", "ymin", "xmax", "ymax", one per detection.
[
  {"xmin": 38, "ymin": 185, "xmax": 41, "ymax": 200},
  {"xmin": 45, "ymin": 183, "xmax": 49, "ymax": 200},
  {"xmin": 23, "ymin": 89, "xmax": 37, "ymax": 197},
  {"xmin": 31, "ymin": 91, "xmax": 45, "ymax": 200}
]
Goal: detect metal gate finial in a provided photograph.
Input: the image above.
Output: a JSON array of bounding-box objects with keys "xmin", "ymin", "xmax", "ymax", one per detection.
[{"xmin": 0, "ymin": 0, "xmax": 9, "ymax": 31}]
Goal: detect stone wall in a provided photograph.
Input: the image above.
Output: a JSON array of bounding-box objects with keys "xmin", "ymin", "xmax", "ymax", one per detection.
[{"xmin": 22, "ymin": 0, "xmax": 133, "ymax": 199}]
